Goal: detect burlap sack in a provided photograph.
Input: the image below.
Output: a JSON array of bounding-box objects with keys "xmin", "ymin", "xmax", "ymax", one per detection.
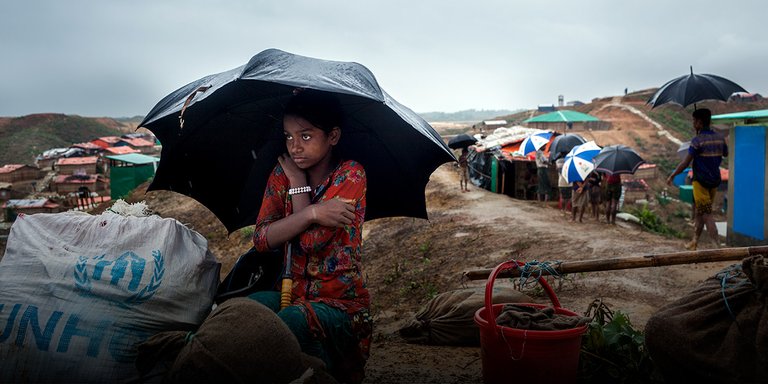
[
  {"xmin": 137, "ymin": 298, "xmax": 337, "ymax": 384},
  {"xmin": 645, "ymin": 255, "xmax": 768, "ymax": 383},
  {"xmin": 398, "ymin": 286, "xmax": 532, "ymax": 346},
  {"xmin": 0, "ymin": 211, "xmax": 220, "ymax": 383}
]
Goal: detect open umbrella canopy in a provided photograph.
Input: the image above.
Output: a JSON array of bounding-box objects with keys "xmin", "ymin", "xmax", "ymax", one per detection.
[
  {"xmin": 561, "ymin": 141, "xmax": 601, "ymax": 183},
  {"xmin": 523, "ymin": 110, "xmax": 600, "ymax": 123},
  {"xmin": 593, "ymin": 144, "xmax": 645, "ymax": 175},
  {"xmin": 548, "ymin": 133, "xmax": 586, "ymax": 162},
  {"xmin": 140, "ymin": 48, "xmax": 456, "ymax": 233},
  {"xmin": 448, "ymin": 133, "xmax": 477, "ymax": 149},
  {"xmin": 519, "ymin": 131, "xmax": 553, "ymax": 155},
  {"xmin": 647, "ymin": 66, "xmax": 747, "ymax": 109}
]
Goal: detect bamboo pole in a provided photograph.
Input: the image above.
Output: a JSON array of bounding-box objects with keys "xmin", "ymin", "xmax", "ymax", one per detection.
[{"xmin": 463, "ymin": 245, "xmax": 768, "ymax": 281}]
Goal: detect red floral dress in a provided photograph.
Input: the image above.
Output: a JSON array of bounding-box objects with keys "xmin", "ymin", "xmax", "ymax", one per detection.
[{"xmin": 252, "ymin": 159, "xmax": 371, "ymax": 373}]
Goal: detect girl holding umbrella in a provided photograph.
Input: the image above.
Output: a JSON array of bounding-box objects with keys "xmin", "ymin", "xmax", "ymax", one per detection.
[{"xmin": 250, "ymin": 89, "xmax": 371, "ymax": 383}]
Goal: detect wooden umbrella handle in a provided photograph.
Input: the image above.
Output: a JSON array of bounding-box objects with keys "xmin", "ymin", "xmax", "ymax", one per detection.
[{"xmin": 279, "ymin": 278, "xmax": 293, "ymax": 310}]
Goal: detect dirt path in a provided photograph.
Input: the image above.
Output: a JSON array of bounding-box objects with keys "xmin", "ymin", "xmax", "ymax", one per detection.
[{"xmin": 362, "ymin": 164, "xmax": 733, "ymax": 384}]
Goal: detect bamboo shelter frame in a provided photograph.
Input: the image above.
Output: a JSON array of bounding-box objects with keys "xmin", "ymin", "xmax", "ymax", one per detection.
[{"xmin": 463, "ymin": 246, "xmax": 768, "ymax": 281}]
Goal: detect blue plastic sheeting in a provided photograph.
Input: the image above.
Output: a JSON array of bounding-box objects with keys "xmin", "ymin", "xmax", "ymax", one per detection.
[
  {"xmin": 673, "ymin": 168, "xmax": 690, "ymax": 186},
  {"xmin": 732, "ymin": 125, "xmax": 765, "ymax": 240}
]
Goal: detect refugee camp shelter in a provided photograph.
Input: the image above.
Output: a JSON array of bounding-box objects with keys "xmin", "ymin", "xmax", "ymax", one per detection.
[
  {"xmin": 116, "ymin": 137, "xmax": 156, "ymax": 154},
  {"xmin": 0, "ymin": 164, "xmax": 44, "ymax": 183},
  {"xmin": 52, "ymin": 174, "xmax": 109, "ymax": 196},
  {"xmin": 468, "ymin": 126, "xmax": 559, "ymax": 199},
  {"xmin": 712, "ymin": 109, "xmax": 768, "ymax": 245},
  {"xmin": 71, "ymin": 142, "xmax": 104, "ymax": 156},
  {"xmin": 104, "ymin": 153, "xmax": 159, "ymax": 199},
  {"xmin": 55, "ymin": 156, "xmax": 98, "ymax": 175},
  {"xmin": 91, "ymin": 136, "xmax": 122, "ymax": 149}
]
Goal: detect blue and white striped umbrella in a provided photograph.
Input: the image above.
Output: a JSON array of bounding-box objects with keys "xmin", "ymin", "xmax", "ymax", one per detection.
[
  {"xmin": 561, "ymin": 141, "xmax": 602, "ymax": 183},
  {"xmin": 519, "ymin": 131, "xmax": 553, "ymax": 156}
]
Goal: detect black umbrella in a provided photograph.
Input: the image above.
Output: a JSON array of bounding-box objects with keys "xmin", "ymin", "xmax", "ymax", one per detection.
[
  {"xmin": 647, "ymin": 66, "xmax": 747, "ymax": 109},
  {"xmin": 448, "ymin": 133, "xmax": 477, "ymax": 149},
  {"xmin": 593, "ymin": 145, "xmax": 646, "ymax": 175},
  {"xmin": 548, "ymin": 133, "xmax": 586, "ymax": 162},
  {"xmin": 139, "ymin": 48, "xmax": 456, "ymax": 233}
]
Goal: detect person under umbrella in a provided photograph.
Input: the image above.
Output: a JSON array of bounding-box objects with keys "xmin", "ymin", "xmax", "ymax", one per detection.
[
  {"xmin": 447, "ymin": 133, "xmax": 477, "ymax": 192},
  {"xmin": 249, "ymin": 90, "xmax": 370, "ymax": 383},
  {"xmin": 139, "ymin": 49, "xmax": 455, "ymax": 383},
  {"xmin": 458, "ymin": 147, "xmax": 470, "ymax": 192},
  {"xmin": 591, "ymin": 144, "xmax": 645, "ymax": 224},
  {"xmin": 561, "ymin": 141, "xmax": 601, "ymax": 223},
  {"xmin": 592, "ymin": 144, "xmax": 645, "ymax": 223}
]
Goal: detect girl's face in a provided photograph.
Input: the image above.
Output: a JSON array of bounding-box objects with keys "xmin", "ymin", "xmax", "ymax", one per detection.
[{"xmin": 283, "ymin": 115, "xmax": 340, "ymax": 171}]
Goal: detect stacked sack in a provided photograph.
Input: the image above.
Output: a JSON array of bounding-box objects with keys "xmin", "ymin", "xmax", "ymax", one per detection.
[{"xmin": 0, "ymin": 209, "xmax": 220, "ymax": 383}]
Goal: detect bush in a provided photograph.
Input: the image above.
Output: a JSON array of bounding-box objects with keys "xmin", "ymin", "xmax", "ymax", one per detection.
[
  {"xmin": 579, "ymin": 300, "xmax": 663, "ymax": 383},
  {"xmin": 629, "ymin": 204, "xmax": 684, "ymax": 238}
]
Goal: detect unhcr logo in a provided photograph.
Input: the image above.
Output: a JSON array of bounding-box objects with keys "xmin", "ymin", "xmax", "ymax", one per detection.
[{"xmin": 74, "ymin": 250, "xmax": 164, "ymax": 307}]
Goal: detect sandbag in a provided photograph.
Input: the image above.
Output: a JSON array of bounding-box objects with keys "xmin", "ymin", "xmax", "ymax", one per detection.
[
  {"xmin": 645, "ymin": 255, "xmax": 768, "ymax": 383},
  {"xmin": 0, "ymin": 211, "xmax": 220, "ymax": 383},
  {"xmin": 138, "ymin": 297, "xmax": 337, "ymax": 384},
  {"xmin": 398, "ymin": 286, "xmax": 532, "ymax": 346}
]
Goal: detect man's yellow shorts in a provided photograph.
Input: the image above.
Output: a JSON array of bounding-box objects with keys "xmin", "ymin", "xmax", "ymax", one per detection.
[{"xmin": 692, "ymin": 180, "xmax": 717, "ymax": 215}]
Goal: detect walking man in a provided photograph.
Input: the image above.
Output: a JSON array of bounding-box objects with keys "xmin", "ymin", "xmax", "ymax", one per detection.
[{"xmin": 666, "ymin": 108, "xmax": 727, "ymax": 250}]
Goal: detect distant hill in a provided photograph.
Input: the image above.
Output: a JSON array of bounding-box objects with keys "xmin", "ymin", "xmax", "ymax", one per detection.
[
  {"xmin": 419, "ymin": 109, "xmax": 522, "ymax": 122},
  {"xmin": 0, "ymin": 114, "xmax": 134, "ymax": 165}
]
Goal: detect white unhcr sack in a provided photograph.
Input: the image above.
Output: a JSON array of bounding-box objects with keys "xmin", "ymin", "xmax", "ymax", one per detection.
[{"xmin": 0, "ymin": 211, "xmax": 221, "ymax": 383}]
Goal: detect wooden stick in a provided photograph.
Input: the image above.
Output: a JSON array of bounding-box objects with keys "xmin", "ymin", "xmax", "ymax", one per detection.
[{"xmin": 463, "ymin": 245, "xmax": 768, "ymax": 281}]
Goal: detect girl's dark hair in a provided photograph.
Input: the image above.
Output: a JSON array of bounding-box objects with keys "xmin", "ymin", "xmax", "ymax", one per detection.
[{"xmin": 284, "ymin": 89, "xmax": 343, "ymax": 133}]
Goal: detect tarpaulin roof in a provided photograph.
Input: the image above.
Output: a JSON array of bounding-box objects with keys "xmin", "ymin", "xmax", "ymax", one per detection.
[
  {"xmin": 712, "ymin": 109, "xmax": 768, "ymax": 124},
  {"xmin": 105, "ymin": 153, "xmax": 160, "ymax": 165},
  {"xmin": 473, "ymin": 126, "xmax": 547, "ymax": 152},
  {"xmin": 524, "ymin": 110, "xmax": 600, "ymax": 123},
  {"xmin": 56, "ymin": 156, "xmax": 98, "ymax": 165},
  {"xmin": 105, "ymin": 146, "xmax": 140, "ymax": 155}
]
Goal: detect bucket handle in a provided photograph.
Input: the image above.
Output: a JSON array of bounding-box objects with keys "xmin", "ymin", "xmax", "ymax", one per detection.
[{"xmin": 484, "ymin": 260, "xmax": 562, "ymax": 333}]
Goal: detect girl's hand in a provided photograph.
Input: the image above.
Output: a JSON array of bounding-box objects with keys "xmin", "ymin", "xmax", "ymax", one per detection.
[
  {"xmin": 278, "ymin": 153, "xmax": 307, "ymax": 186},
  {"xmin": 310, "ymin": 198, "xmax": 356, "ymax": 227}
]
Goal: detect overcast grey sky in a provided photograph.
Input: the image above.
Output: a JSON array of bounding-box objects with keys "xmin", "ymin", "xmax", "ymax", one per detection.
[{"xmin": 1, "ymin": 0, "xmax": 766, "ymax": 117}]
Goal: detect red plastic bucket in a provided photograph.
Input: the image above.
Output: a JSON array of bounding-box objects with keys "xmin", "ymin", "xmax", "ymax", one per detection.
[{"xmin": 473, "ymin": 260, "xmax": 588, "ymax": 384}]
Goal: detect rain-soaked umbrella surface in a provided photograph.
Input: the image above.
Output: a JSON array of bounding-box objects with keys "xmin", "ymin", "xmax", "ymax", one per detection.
[
  {"xmin": 448, "ymin": 133, "xmax": 477, "ymax": 149},
  {"xmin": 548, "ymin": 133, "xmax": 587, "ymax": 162},
  {"xmin": 140, "ymin": 48, "xmax": 456, "ymax": 233},
  {"xmin": 593, "ymin": 144, "xmax": 646, "ymax": 175},
  {"xmin": 561, "ymin": 141, "xmax": 602, "ymax": 183},
  {"xmin": 519, "ymin": 131, "xmax": 553, "ymax": 156},
  {"xmin": 647, "ymin": 66, "xmax": 747, "ymax": 109}
]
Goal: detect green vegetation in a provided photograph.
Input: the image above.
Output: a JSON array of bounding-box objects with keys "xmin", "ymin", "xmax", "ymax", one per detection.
[
  {"xmin": 646, "ymin": 108, "xmax": 693, "ymax": 141},
  {"xmin": 629, "ymin": 204, "xmax": 685, "ymax": 238},
  {"xmin": 580, "ymin": 299, "xmax": 662, "ymax": 383},
  {"xmin": 382, "ymin": 240, "xmax": 443, "ymax": 301},
  {"xmin": 0, "ymin": 114, "xmax": 127, "ymax": 165}
]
